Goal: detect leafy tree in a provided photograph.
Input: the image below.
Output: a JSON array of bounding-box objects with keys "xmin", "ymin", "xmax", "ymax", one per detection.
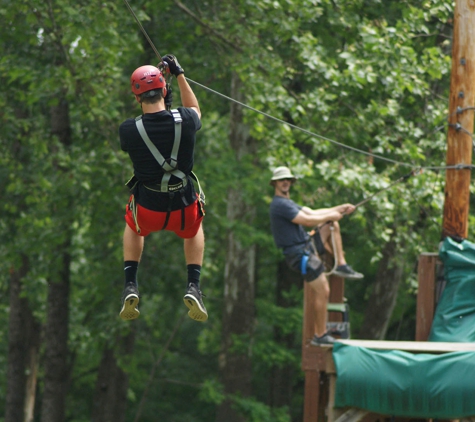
[{"xmin": 0, "ymin": 0, "xmax": 459, "ymax": 421}]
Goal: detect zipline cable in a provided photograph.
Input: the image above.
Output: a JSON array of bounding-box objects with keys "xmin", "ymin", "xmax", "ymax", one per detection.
[
  {"xmin": 185, "ymin": 79, "xmax": 422, "ymax": 169},
  {"xmin": 314, "ymin": 168, "xmax": 419, "ymax": 234},
  {"xmin": 123, "ymin": 0, "xmax": 163, "ymax": 62},
  {"xmin": 188, "ymin": 78, "xmax": 474, "ymax": 172},
  {"xmin": 314, "ymin": 168, "xmax": 418, "ymax": 274},
  {"xmin": 123, "ymin": 0, "xmax": 474, "ymax": 173},
  {"xmin": 353, "ymin": 169, "xmax": 420, "ymax": 209}
]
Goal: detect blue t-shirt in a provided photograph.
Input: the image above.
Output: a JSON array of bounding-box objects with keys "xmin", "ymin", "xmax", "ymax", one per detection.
[{"xmin": 269, "ymin": 196, "xmax": 309, "ymax": 255}]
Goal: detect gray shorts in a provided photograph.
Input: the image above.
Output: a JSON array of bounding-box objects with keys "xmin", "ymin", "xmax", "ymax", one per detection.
[{"xmin": 285, "ymin": 246, "xmax": 324, "ymax": 282}]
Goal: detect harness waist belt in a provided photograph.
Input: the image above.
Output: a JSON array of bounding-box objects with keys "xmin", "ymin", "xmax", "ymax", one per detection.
[{"xmin": 144, "ymin": 177, "xmax": 188, "ymax": 193}]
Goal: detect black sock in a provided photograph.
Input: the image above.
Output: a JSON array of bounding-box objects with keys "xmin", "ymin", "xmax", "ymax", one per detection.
[
  {"xmin": 124, "ymin": 261, "xmax": 139, "ymax": 287},
  {"xmin": 187, "ymin": 264, "xmax": 201, "ymax": 289}
]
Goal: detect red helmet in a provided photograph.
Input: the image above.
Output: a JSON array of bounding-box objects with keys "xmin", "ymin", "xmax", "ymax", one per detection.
[{"xmin": 130, "ymin": 65, "xmax": 166, "ymax": 95}]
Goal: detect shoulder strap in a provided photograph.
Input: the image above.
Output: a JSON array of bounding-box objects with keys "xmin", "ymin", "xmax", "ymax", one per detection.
[
  {"xmin": 169, "ymin": 109, "xmax": 182, "ymax": 168},
  {"xmin": 135, "ymin": 110, "xmax": 186, "ymax": 192}
]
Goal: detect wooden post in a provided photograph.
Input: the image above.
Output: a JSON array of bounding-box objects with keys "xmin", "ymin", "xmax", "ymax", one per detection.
[
  {"xmin": 302, "ymin": 283, "xmax": 320, "ymax": 422},
  {"xmin": 415, "ymin": 253, "xmax": 438, "ymax": 341},
  {"xmin": 302, "ymin": 275, "xmax": 346, "ymax": 422},
  {"xmin": 442, "ymin": 0, "xmax": 475, "ymax": 239}
]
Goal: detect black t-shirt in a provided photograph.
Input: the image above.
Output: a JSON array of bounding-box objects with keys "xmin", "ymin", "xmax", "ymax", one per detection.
[
  {"xmin": 269, "ymin": 196, "xmax": 309, "ymax": 255},
  {"xmin": 120, "ymin": 107, "xmax": 201, "ymax": 211}
]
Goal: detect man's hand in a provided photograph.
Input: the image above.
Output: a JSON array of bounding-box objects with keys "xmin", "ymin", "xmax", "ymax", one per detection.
[
  {"xmin": 162, "ymin": 54, "xmax": 184, "ymax": 77},
  {"xmin": 337, "ymin": 204, "xmax": 356, "ymax": 215}
]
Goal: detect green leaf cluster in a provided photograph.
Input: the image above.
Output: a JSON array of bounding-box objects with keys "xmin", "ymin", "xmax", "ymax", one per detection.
[{"xmin": 1, "ymin": 0, "xmax": 466, "ymax": 420}]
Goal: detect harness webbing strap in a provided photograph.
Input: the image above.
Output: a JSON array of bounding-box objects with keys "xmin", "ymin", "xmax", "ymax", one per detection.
[
  {"xmin": 170, "ymin": 109, "xmax": 182, "ymax": 167},
  {"xmin": 130, "ymin": 195, "xmax": 141, "ymax": 234},
  {"xmin": 160, "ymin": 172, "xmax": 172, "ymax": 192},
  {"xmin": 135, "ymin": 109, "xmax": 187, "ymax": 191}
]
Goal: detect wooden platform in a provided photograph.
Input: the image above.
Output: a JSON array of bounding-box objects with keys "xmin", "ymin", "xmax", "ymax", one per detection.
[
  {"xmin": 304, "ymin": 339, "xmax": 475, "ymax": 376},
  {"xmin": 301, "ymin": 253, "xmax": 474, "ymax": 422}
]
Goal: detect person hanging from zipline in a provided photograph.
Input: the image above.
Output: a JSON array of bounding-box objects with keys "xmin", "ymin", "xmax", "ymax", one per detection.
[
  {"xmin": 118, "ymin": 54, "xmax": 208, "ymax": 322},
  {"xmin": 269, "ymin": 166, "xmax": 363, "ymax": 345}
]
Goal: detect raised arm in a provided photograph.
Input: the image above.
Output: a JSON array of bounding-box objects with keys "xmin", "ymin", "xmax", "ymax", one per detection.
[
  {"xmin": 162, "ymin": 54, "xmax": 201, "ymax": 119},
  {"xmin": 176, "ymin": 74, "xmax": 201, "ymax": 118}
]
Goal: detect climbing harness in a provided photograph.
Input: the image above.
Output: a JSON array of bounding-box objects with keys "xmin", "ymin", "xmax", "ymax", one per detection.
[
  {"xmin": 127, "ymin": 109, "xmax": 205, "ymax": 233},
  {"xmin": 136, "ymin": 109, "xmax": 187, "ymax": 192},
  {"xmin": 306, "ymin": 224, "xmax": 338, "ymax": 276}
]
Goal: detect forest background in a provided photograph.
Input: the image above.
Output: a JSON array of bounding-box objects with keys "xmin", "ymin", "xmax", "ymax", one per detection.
[{"xmin": 2, "ymin": 0, "xmax": 474, "ymax": 421}]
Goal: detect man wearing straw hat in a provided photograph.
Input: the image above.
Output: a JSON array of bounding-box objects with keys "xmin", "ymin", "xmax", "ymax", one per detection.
[{"xmin": 269, "ymin": 166, "xmax": 363, "ymax": 345}]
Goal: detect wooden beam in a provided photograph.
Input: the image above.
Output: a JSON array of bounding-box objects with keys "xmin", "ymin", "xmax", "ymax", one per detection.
[{"xmin": 442, "ymin": 0, "xmax": 475, "ymax": 239}]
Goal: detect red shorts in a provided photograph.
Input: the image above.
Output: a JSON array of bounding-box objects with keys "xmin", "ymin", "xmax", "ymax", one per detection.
[{"xmin": 125, "ymin": 195, "xmax": 204, "ymax": 238}]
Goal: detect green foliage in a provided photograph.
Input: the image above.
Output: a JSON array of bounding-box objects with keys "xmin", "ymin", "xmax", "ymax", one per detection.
[
  {"xmin": 0, "ymin": 0, "xmax": 460, "ymax": 420},
  {"xmin": 231, "ymin": 395, "xmax": 291, "ymax": 422}
]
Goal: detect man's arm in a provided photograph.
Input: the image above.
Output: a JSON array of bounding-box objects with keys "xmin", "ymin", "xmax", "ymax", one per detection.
[
  {"xmin": 162, "ymin": 54, "xmax": 201, "ymax": 119},
  {"xmin": 292, "ymin": 208, "xmax": 342, "ymax": 227},
  {"xmin": 292, "ymin": 203, "xmax": 356, "ymax": 227},
  {"xmin": 176, "ymin": 74, "xmax": 201, "ymax": 119}
]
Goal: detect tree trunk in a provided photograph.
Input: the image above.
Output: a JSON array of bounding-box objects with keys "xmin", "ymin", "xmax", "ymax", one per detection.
[
  {"xmin": 92, "ymin": 331, "xmax": 135, "ymax": 422},
  {"xmin": 40, "ymin": 99, "xmax": 72, "ymax": 422},
  {"xmin": 216, "ymin": 73, "xmax": 257, "ymax": 422},
  {"xmin": 358, "ymin": 237, "xmax": 404, "ymax": 340},
  {"xmin": 41, "ymin": 248, "xmax": 71, "ymax": 422},
  {"xmin": 6, "ymin": 255, "xmax": 41, "ymax": 422}
]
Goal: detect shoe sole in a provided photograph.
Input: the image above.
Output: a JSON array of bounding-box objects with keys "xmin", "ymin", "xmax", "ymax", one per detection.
[
  {"xmin": 183, "ymin": 294, "xmax": 208, "ymax": 322},
  {"xmin": 119, "ymin": 293, "xmax": 140, "ymax": 321}
]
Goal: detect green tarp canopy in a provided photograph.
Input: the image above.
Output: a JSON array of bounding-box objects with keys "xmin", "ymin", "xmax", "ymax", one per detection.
[
  {"xmin": 332, "ymin": 237, "xmax": 475, "ymax": 418},
  {"xmin": 333, "ymin": 343, "xmax": 475, "ymax": 418},
  {"xmin": 430, "ymin": 237, "xmax": 475, "ymax": 342}
]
